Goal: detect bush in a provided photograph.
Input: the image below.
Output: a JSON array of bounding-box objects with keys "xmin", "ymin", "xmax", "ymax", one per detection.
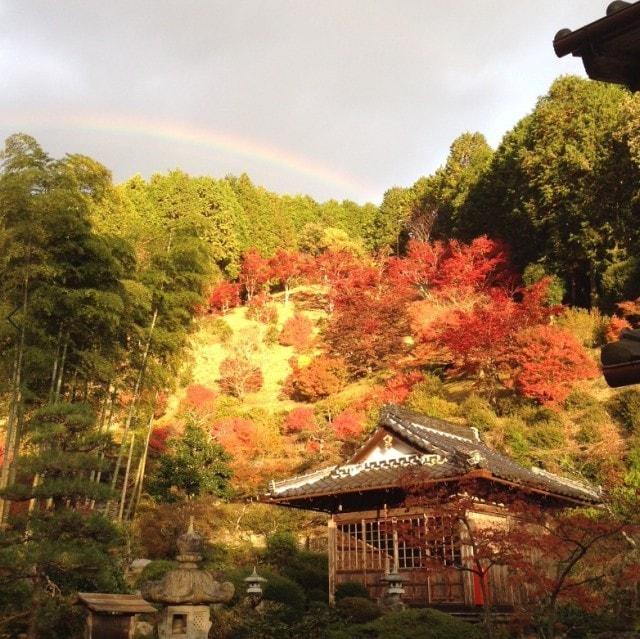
[
  {"xmin": 335, "ymin": 581, "xmax": 370, "ymax": 601},
  {"xmin": 460, "ymin": 394, "xmax": 497, "ymax": 432},
  {"xmin": 336, "ymin": 597, "xmax": 381, "ymax": 624},
  {"xmin": 556, "ymin": 307, "xmax": 607, "ymax": 348},
  {"xmin": 279, "ymin": 314, "xmax": 314, "ymax": 351},
  {"xmin": 608, "ymin": 389, "xmax": 640, "ymax": 434},
  {"xmin": 209, "ymin": 281, "xmax": 242, "ymax": 314},
  {"xmin": 406, "ymin": 391, "xmax": 458, "ymax": 419},
  {"xmin": 209, "ymin": 317, "xmax": 234, "ymax": 343},
  {"xmin": 263, "ymin": 573, "xmax": 306, "ymax": 613},
  {"xmin": 283, "ymin": 356, "xmax": 348, "ymax": 402},
  {"xmin": 264, "ymin": 531, "xmax": 298, "ymax": 564},
  {"xmin": 218, "ymin": 356, "xmax": 264, "ymax": 398},
  {"xmin": 135, "ymin": 560, "xmax": 177, "ymax": 588},
  {"xmin": 331, "ymin": 409, "xmax": 365, "ymax": 441},
  {"xmin": 523, "ymin": 264, "xmax": 565, "ymax": 305},
  {"xmin": 283, "ymin": 406, "xmax": 316, "ymax": 434},
  {"xmin": 351, "ymin": 608, "xmax": 484, "ymax": 639},
  {"xmin": 246, "ymin": 292, "xmax": 278, "ymax": 324},
  {"xmin": 282, "ymin": 550, "xmax": 328, "ymax": 595}
]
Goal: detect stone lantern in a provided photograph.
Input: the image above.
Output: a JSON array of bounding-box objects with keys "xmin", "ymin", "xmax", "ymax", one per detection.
[
  {"xmin": 243, "ymin": 567, "xmax": 267, "ymax": 607},
  {"xmin": 142, "ymin": 518, "xmax": 234, "ymax": 639},
  {"xmin": 380, "ymin": 571, "xmax": 408, "ymax": 610}
]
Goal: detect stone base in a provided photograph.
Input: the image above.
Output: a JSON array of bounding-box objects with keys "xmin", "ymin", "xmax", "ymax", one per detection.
[{"xmin": 157, "ymin": 605, "xmax": 211, "ymax": 639}]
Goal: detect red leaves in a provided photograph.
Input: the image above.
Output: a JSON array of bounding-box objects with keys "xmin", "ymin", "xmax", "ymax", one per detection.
[
  {"xmin": 424, "ymin": 279, "xmax": 592, "ymax": 403},
  {"xmin": 184, "ymin": 384, "xmax": 217, "ymax": 409},
  {"xmin": 240, "ymin": 248, "xmax": 271, "ymax": 300},
  {"xmin": 283, "ymin": 406, "xmax": 316, "ymax": 433},
  {"xmin": 208, "ymin": 281, "xmax": 241, "ymax": 313},
  {"xmin": 279, "ymin": 313, "xmax": 313, "ymax": 351},
  {"xmin": 283, "ymin": 356, "xmax": 348, "ymax": 401},
  {"xmin": 510, "ymin": 325, "xmax": 599, "ymax": 404},
  {"xmin": 211, "ymin": 417, "xmax": 258, "ymax": 453},
  {"xmin": 387, "ymin": 236, "xmax": 514, "ymax": 301},
  {"xmin": 331, "ymin": 409, "xmax": 365, "ymax": 441}
]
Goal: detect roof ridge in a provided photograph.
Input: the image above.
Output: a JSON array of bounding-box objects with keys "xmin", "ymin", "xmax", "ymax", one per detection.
[{"xmin": 530, "ymin": 466, "xmax": 601, "ymax": 497}]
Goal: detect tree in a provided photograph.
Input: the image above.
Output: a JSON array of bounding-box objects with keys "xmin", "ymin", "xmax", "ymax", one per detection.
[
  {"xmin": 0, "ymin": 402, "xmax": 126, "ymax": 638},
  {"xmin": 279, "ymin": 314, "xmax": 314, "ymax": 351},
  {"xmin": 148, "ymin": 419, "xmax": 233, "ymax": 502},
  {"xmin": 508, "ymin": 325, "xmax": 598, "ymax": 405},
  {"xmin": 283, "ymin": 356, "xmax": 348, "ymax": 402},
  {"xmin": 283, "ymin": 407, "xmax": 316, "ymax": 434},
  {"xmin": 268, "ymin": 249, "xmax": 307, "ymax": 304},
  {"xmin": 240, "ymin": 248, "xmax": 271, "ymax": 301},
  {"xmin": 218, "ymin": 356, "xmax": 264, "ymax": 398},
  {"xmin": 208, "ymin": 281, "xmax": 241, "ymax": 314}
]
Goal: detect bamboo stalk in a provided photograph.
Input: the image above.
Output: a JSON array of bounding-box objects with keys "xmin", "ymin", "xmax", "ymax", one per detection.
[{"xmin": 117, "ymin": 433, "xmax": 136, "ymax": 521}]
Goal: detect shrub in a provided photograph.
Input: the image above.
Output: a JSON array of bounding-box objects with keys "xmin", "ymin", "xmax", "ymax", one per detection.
[
  {"xmin": 331, "ymin": 409, "xmax": 365, "ymax": 441},
  {"xmin": 264, "ymin": 530, "xmax": 298, "ymax": 564},
  {"xmin": 264, "ymin": 323, "xmax": 280, "ymax": 346},
  {"xmin": 184, "ymin": 384, "xmax": 217, "ymax": 412},
  {"xmin": 556, "ymin": 307, "xmax": 607, "ymax": 348},
  {"xmin": 607, "ymin": 389, "xmax": 640, "ymax": 434},
  {"xmin": 218, "ymin": 357, "xmax": 263, "ymax": 398},
  {"xmin": 279, "ymin": 314, "xmax": 314, "ymax": 351},
  {"xmin": 282, "ymin": 550, "xmax": 328, "ymax": 595},
  {"xmin": 335, "ymin": 581, "xmax": 370, "ymax": 601},
  {"xmin": 336, "ymin": 597, "xmax": 381, "ymax": 624},
  {"xmin": 283, "ymin": 356, "xmax": 348, "ymax": 402},
  {"xmin": 523, "ymin": 263, "xmax": 565, "ymax": 305},
  {"xmin": 283, "ymin": 406, "xmax": 316, "ymax": 434},
  {"xmin": 460, "ymin": 394, "xmax": 497, "ymax": 432},
  {"xmin": 406, "ymin": 383, "xmax": 457, "ymax": 418},
  {"xmin": 209, "ymin": 281, "xmax": 241, "ymax": 313},
  {"xmin": 209, "ymin": 317, "xmax": 234, "ymax": 343},
  {"xmin": 263, "ymin": 573, "xmax": 306, "ymax": 613},
  {"xmin": 135, "ymin": 560, "xmax": 177, "ymax": 588},
  {"xmin": 246, "ymin": 292, "xmax": 278, "ymax": 324},
  {"xmin": 563, "ymin": 389, "xmax": 600, "ymax": 412},
  {"xmin": 379, "ymin": 370, "xmax": 424, "ymax": 404},
  {"xmin": 352, "ymin": 608, "xmax": 484, "ymax": 639}
]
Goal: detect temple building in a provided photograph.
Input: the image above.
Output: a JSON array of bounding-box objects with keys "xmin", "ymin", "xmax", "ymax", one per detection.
[{"xmin": 263, "ymin": 406, "xmax": 601, "ymax": 610}]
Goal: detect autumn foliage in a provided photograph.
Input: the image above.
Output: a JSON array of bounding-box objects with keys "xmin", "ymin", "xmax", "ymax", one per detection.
[
  {"xmin": 208, "ymin": 281, "xmax": 241, "ymax": 313},
  {"xmin": 283, "ymin": 406, "xmax": 316, "ymax": 434},
  {"xmin": 509, "ymin": 325, "xmax": 598, "ymax": 404},
  {"xmin": 245, "ymin": 292, "xmax": 278, "ymax": 324},
  {"xmin": 218, "ymin": 356, "xmax": 264, "ymax": 397},
  {"xmin": 240, "ymin": 248, "xmax": 271, "ymax": 300},
  {"xmin": 283, "ymin": 356, "xmax": 348, "ymax": 401},
  {"xmin": 183, "ymin": 384, "xmax": 218, "ymax": 413},
  {"xmin": 331, "ymin": 409, "xmax": 365, "ymax": 441},
  {"xmin": 279, "ymin": 313, "xmax": 313, "ymax": 351}
]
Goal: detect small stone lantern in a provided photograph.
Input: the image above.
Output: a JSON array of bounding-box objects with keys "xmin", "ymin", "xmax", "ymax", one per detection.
[
  {"xmin": 142, "ymin": 518, "xmax": 234, "ymax": 639},
  {"xmin": 244, "ymin": 567, "xmax": 267, "ymax": 607},
  {"xmin": 380, "ymin": 572, "xmax": 408, "ymax": 610}
]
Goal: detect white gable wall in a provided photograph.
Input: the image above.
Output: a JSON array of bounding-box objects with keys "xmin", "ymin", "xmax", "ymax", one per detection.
[{"xmin": 360, "ymin": 435, "xmax": 418, "ymax": 464}]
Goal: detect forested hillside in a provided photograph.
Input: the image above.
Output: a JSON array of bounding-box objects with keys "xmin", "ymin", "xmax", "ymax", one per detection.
[{"xmin": 2, "ymin": 75, "xmax": 640, "ymax": 637}]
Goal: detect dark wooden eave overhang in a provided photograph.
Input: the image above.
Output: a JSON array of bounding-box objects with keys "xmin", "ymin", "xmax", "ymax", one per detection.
[
  {"xmin": 76, "ymin": 592, "xmax": 156, "ymax": 614},
  {"xmin": 554, "ymin": 1, "xmax": 640, "ymax": 91}
]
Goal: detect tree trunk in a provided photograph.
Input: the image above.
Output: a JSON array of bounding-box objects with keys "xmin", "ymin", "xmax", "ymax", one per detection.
[
  {"xmin": 109, "ymin": 307, "xmax": 158, "ymax": 495},
  {"xmin": 117, "ymin": 433, "xmax": 136, "ymax": 521},
  {"xmin": 125, "ymin": 405, "xmax": 155, "ymax": 520}
]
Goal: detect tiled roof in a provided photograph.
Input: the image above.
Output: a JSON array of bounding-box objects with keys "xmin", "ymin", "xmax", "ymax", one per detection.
[{"xmin": 266, "ymin": 405, "xmax": 602, "ymax": 506}]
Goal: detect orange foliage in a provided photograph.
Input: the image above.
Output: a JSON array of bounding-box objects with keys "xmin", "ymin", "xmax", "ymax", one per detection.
[
  {"xmin": 509, "ymin": 325, "xmax": 599, "ymax": 405},
  {"xmin": 183, "ymin": 384, "xmax": 218, "ymax": 413},
  {"xmin": 279, "ymin": 313, "xmax": 314, "ymax": 351},
  {"xmin": 283, "ymin": 356, "xmax": 348, "ymax": 401},
  {"xmin": 208, "ymin": 281, "xmax": 241, "ymax": 313},
  {"xmin": 605, "ymin": 315, "xmax": 632, "ymax": 343},
  {"xmin": 245, "ymin": 292, "xmax": 278, "ymax": 324},
  {"xmin": 332, "ymin": 409, "xmax": 365, "ymax": 441},
  {"xmin": 283, "ymin": 406, "xmax": 316, "ymax": 433}
]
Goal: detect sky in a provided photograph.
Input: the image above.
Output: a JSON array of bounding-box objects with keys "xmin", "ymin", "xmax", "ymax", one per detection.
[{"xmin": 0, "ymin": 1, "xmax": 606, "ymax": 204}]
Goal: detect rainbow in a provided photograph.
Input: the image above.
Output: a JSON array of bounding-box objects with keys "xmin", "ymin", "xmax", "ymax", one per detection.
[{"xmin": 0, "ymin": 111, "xmax": 378, "ymax": 201}]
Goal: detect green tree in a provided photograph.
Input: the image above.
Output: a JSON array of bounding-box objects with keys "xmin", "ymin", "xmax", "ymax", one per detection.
[{"xmin": 148, "ymin": 420, "xmax": 233, "ymax": 502}]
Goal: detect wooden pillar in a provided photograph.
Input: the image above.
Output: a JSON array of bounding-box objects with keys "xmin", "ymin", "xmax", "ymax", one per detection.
[
  {"xmin": 392, "ymin": 517, "xmax": 399, "ymax": 574},
  {"xmin": 328, "ymin": 516, "xmax": 336, "ymax": 606}
]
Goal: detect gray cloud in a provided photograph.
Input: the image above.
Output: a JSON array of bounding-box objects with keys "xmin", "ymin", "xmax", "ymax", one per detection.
[{"xmin": 0, "ymin": 0, "xmax": 601, "ymax": 202}]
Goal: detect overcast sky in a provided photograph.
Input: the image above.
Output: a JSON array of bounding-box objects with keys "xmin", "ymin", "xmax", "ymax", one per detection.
[{"xmin": 0, "ymin": 1, "xmax": 604, "ymax": 203}]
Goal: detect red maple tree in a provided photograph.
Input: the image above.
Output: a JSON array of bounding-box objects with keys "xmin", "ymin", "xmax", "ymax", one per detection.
[
  {"xmin": 208, "ymin": 281, "xmax": 241, "ymax": 314},
  {"xmin": 240, "ymin": 248, "xmax": 271, "ymax": 300},
  {"xmin": 278, "ymin": 313, "xmax": 314, "ymax": 351},
  {"xmin": 268, "ymin": 249, "xmax": 308, "ymax": 304},
  {"xmin": 283, "ymin": 406, "xmax": 316, "ymax": 434},
  {"xmin": 283, "ymin": 356, "xmax": 348, "ymax": 401}
]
